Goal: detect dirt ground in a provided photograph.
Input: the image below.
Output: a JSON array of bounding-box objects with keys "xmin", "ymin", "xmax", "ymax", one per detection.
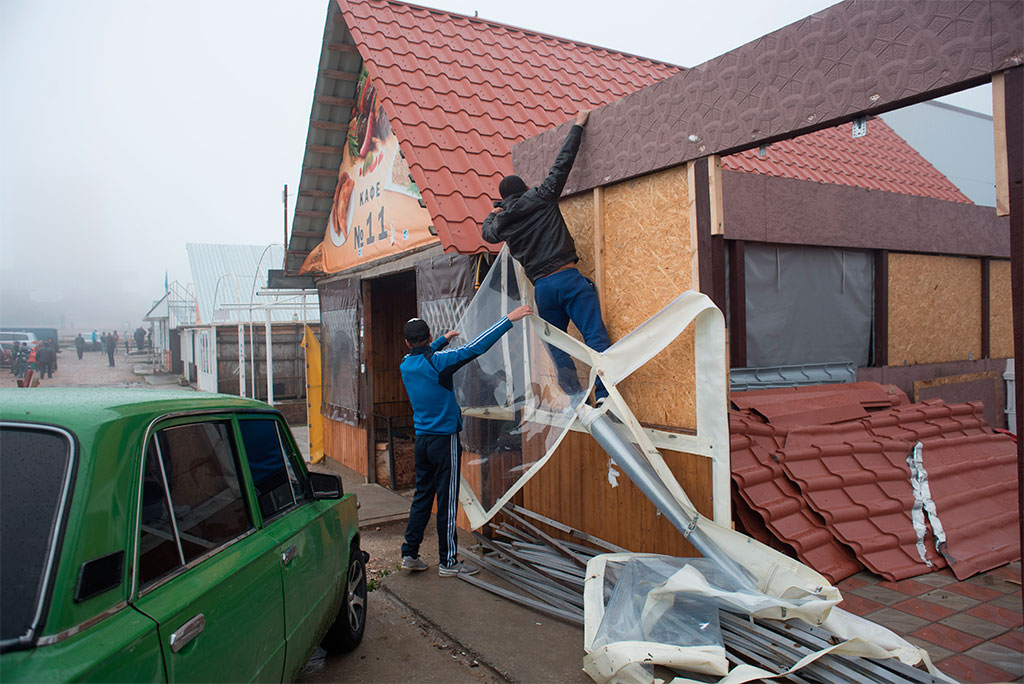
[{"xmin": 3, "ymin": 345, "xmax": 156, "ymax": 389}]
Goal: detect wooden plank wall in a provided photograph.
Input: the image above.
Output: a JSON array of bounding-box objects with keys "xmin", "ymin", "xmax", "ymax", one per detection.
[
  {"xmin": 888, "ymin": 253, "xmax": 982, "ymax": 365},
  {"xmin": 214, "ymin": 324, "xmax": 319, "ymax": 400},
  {"xmin": 324, "ymin": 416, "xmax": 367, "ymax": 474}
]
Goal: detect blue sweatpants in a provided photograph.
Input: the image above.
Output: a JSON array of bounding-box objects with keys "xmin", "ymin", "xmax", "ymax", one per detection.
[
  {"xmin": 401, "ymin": 433, "xmax": 461, "ymax": 568},
  {"xmin": 533, "ymin": 268, "xmax": 611, "ymax": 399}
]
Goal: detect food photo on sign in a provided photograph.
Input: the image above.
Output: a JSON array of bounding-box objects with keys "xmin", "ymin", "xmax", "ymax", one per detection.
[{"xmin": 324, "ymin": 68, "xmax": 434, "ymax": 272}]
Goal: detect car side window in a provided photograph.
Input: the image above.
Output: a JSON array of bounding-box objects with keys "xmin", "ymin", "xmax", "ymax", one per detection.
[
  {"xmin": 138, "ymin": 421, "xmax": 253, "ymax": 588},
  {"xmin": 238, "ymin": 419, "xmax": 309, "ymax": 521}
]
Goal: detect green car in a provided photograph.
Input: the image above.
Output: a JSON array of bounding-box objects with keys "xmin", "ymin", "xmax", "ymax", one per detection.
[{"xmin": 1, "ymin": 388, "xmax": 366, "ymax": 682}]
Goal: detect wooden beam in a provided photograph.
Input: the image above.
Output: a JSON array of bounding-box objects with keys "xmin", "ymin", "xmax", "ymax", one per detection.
[
  {"xmin": 727, "ymin": 240, "xmax": 746, "ymax": 368},
  {"xmin": 303, "ymin": 167, "xmax": 339, "ymax": 177},
  {"xmin": 316, "ymin": 95, "xmax": 355, "ymax": 108},
  {"xmin": 306, "ymin": 144, "xmax": 344, "ymax": 156},
  {"xmin": 291, "ymin": 230, "xmax": 324, "ymax": 239},
  {"xmin": 994, "ymin": 72, "xmax": 1010, "ymax": 217},
  {"xmin": 981, "ymin": 257, "xmax": 991, "ymax": 359},
  {"xmin": 593, "ymin": 187, "xmax": 606, "ymax": 316},
  {"xmin": 708, "ymin": 155, "xmax": 724, "ymax": 236},
  {"xmin": 327, "ymin": 42, "xmax": 359, "ymax": 54},
  {"xmin": 693, "ymin": 157, "xmax": 714, "ymax": 298},
  {"xmin": 687, "ymin": 162, "xmax": 699, "ymax": 291},
  {"xmin": 295, "ymin": 210, "xmax": 329, "ymax": 219},
  {"xmin": 312, "ymin": 120, "xmax": 348, "ymax": 132},
  {"xmin": 299, "ymin": 189, "xmax": 335, "ymax": 199},
  {"xmin": 361, "ymin": 280, "xmax": 375, "ymax": 484},
  {"xmin": 322, "ymin": 68, "xmax": 360, "ymax": 82},
  {"xmin": 873, "ymin": 250, "xmax": 889, "ymax": 367}
]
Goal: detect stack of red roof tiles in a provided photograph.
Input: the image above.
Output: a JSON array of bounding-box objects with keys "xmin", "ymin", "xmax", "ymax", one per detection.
[{"xmin": 730, "ymin": 383, "xmax": 1019, "ymax": 584}]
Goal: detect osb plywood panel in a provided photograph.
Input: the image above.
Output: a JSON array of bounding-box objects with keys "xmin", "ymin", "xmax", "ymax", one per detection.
[
  {"xmin": 888, "ymin": 253, "xmax": 981, "ymax": 366},
  {"xmin": 603, "ymin": 166, "xmax": 697, "ymax": 429},
  {"xmin": 561, "ymin": 191, "xmax": 596, "ymax": 281},
  {"xmin": 521, "ymin": 431, "xmax": 712, "ymax": 557},
  {"xmin": 324, "ymin": 417, "xmax": 367, "ymax": 475},
  {"xmin": 990, "ymin": 259, "xmax": 1013, "ymax": 359}
]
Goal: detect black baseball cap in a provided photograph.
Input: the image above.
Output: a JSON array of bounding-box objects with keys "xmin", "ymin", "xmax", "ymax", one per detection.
[{"xmin": 404, "ymin": 318, "xmax": 430, "ymax": 341}]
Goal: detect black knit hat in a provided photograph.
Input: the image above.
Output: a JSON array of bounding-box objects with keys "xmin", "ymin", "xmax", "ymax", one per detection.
[
  {"xmin": 404, "ymin": 318, "xmax": 430, "ymax": 342},
  {"xmin": 498, "ymin": 175, "xmax": 528, "ymax": 199}
]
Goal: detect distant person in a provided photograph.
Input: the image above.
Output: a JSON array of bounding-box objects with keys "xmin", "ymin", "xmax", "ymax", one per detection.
[
  {"xmin": 36, "ymin": 340, "xmax": 56, "ymax": 379},
  {"xmin": 75, "ymin": 333, "xmax": 85, "ymax": 360},
  {"xmin": 134, "ymin": 327, "xmax": 146, "ymax": 352},
  {"xmin": 103, "ymin": 332, "xmax": 115, "ymax": 367},
  {"xmin": 13, "ymin": 343, "xmax": 28, "ymax": 378},
  {"xmin": 146, "ymin": 329, "xmax": 152, "ymax": 350},
  {"xmin": 124, "ymin": 330, "xmax": 130, "ymax": 354},
  {"xmin": 91, "ymin": 330, "xmax": 98, "ymax": 344},
  {"xmin": 481, "ymin": 109, "xmax": 611, "ymax": 402},
  {"xmin": 399, "ymin": 304, "xmax": 532, "ymax": 577}
]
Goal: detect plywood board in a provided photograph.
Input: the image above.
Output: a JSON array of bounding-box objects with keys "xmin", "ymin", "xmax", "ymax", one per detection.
[
  {"xmin": 993, "ymin": 72, "xmax": 1009, "ymax": 217},
  {"xmin": 324, "ymin": 417, "xmax": 367, "ymax": 474},
  {"xmin": 888, "ymin": 253, "xmax": 981, "ymax": 365},
  {"xmin": 560, "ymin": 191, "xmax": 596, "ymax": 280},
  {"xmin": 602, "ymin": 165, "xmax": 697, "ymax": 429},
  {"xmin": 989, "ymin": 259, "xmax": 1014, "ymax": 358}
]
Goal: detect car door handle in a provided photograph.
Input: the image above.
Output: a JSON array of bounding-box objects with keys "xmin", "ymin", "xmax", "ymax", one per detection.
[
  {"xmin": 169, "ymin": 614, "xmax": 205, "ymax": 653},
  {"xmin": 282, "ymin": 545, "xmax": 298, "ymax": 565}
]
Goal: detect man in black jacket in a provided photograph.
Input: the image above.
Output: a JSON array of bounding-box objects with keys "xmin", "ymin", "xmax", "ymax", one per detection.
[{"xmin": 481, "ymin": 110, "xmax": 610, "ymax": 400}]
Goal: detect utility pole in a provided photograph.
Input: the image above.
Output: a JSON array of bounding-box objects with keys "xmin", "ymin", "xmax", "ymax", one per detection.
[{"xmin": 282, "ymin": 184, "xmax": 289, "ymax": 272}]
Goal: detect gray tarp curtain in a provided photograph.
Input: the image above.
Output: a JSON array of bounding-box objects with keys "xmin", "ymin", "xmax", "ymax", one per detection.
[
  {"xmin": 319, "ymin": 277, "xmax": 361, "ymax": 426},
  {"xmin": 745, "ymin": 243, "xmax": 873, "ymax": 368}
]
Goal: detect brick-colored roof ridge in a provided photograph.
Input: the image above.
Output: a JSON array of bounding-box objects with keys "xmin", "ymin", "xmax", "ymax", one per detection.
[{"xmin": 338, "ymin": 0, "xmax": 683, "ymax": 254}]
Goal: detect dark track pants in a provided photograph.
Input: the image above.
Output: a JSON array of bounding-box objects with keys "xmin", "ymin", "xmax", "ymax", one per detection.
[
  {"xmin": 401, "ymin": 433, "xmax": 461, "ymax": 568},
  {"xmin": 534, "ymin": 268, "xmax": 611, "ymax": 399}
]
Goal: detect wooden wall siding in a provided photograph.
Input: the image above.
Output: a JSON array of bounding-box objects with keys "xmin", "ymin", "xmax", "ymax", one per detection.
[
  {"xmin": 324, "ymin": 416, "xmax": 367, "ymax": 474},
  {"xmin": 520, "ymin": 430, "xmax": 712, "ymax": 556},
  {"xmin": 989, "ymin": 259, "xmax": 1014, "ymax": 359},
  {"xmin": 887, "ymin": 253, "xmax": 982, "ymax": 366},
  {"xmin": 369, "ymin": 273, "xmax": 417, "ymax": 417},
  {"xmin": 215, "ymin": 325, "xmax": 315, "ymax": 399}
]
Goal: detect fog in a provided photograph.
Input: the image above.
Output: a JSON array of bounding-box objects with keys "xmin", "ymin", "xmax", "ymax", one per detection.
[{"xmin": 0, "ymin": 0, "xmax": 991, "ymax": 332}]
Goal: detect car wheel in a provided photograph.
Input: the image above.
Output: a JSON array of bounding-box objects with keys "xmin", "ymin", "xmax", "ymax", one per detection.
[{"xmin": 322, "ymin": 547, "xmax": 367, "ymax": 653}]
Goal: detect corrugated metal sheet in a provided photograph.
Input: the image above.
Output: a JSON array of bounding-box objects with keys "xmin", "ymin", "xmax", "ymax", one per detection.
[
  {"xmin": 187, "ymin": 244, "xmax": 320, "ymax": 325},
  {"xmin": 722, "ymin": 117, "xmax": 973, "ymax": 204},
  {"xmin": 334, "ymin": 0, "xmax": 682, "ymax": 256}
]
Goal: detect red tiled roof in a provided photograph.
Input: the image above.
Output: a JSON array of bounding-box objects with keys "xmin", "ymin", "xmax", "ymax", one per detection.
[
  {"xmin": 722, "ymin": 118, "xmax": 973, "ymax": 204},
  {"xmin": 338, "ymin": 0, "xmax": 682, "ymax": 254}
]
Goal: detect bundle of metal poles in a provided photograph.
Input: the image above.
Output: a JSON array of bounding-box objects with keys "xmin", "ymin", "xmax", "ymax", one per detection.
[{"xmin": 460, "ymin": 504, "xmax": 945, "ymax": 684}]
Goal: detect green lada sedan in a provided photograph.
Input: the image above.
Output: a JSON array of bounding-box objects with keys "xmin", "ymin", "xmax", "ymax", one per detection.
[{"xmin": 1, "ymin": 388, "xmax": 366, "ymax": 682}]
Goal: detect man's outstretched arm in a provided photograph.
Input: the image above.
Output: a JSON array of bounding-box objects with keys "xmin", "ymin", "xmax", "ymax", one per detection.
[{"xmin": 536, "ymin": 110, "xmax": 590, "ymax": 201}]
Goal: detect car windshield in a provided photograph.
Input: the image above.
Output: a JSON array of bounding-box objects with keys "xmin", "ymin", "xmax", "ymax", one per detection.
[{"xmin": 0, "ymin": 426, "xmax": 73, "ymax": 648}]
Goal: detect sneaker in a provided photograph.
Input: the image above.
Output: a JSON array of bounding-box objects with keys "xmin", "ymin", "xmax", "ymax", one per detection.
[
  {"xmin": 402, "ymin": 556, "xmax": 428, "ymax": 572},
  {"xmin": 438, "ymin": 561, "xmax": 479, "ymax": 578}
]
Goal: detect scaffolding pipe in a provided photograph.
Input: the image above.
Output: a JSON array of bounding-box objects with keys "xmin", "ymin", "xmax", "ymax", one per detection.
[
  {"xmin": 579, "ymin": 410, "xmax": 754, "ymax": 589},
  {"xmin": 265, "ymin": 307, "xmax": 274, "ymax": 405}
]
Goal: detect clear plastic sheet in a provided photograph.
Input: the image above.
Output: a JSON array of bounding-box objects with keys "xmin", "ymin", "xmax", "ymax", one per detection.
[{"xmin": 450, "ymin": 247, "xmax": 590, "ymax": 527}]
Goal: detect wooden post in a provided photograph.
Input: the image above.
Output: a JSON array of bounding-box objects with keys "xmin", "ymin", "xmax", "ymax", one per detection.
[
  {"xmin": 687, "ymin": 162, "xmax": 700, "ymax": 292},
  {"xmin": 708, "ymin": 155, "xmax": 724, "ymax": 236},
  {"xmin": 993, "ymin": 72, "xmax": 1010, "ymax": 217},
  {"xmin": 694, "ymin": 157, "xmax": 713, "ymax": 297},
  {"xmin": 593, "ymin": 187, "xmax": 606, "ymax": 316},
  {"xmin": 873, "ymin": 250, "xmax": 889, "ymax": 367},
  {"xmin": 362, "ymin": 279, "xmax": 376, "ymax": 484},
  {"xmin": 728, "ymin": 240, "xmax": 747, "ymax": 368}
]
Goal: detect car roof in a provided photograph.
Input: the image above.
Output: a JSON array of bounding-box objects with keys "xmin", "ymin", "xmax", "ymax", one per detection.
[{"xmin": 0, "ymin": 388, "xmax": 274, "ymax": 435}]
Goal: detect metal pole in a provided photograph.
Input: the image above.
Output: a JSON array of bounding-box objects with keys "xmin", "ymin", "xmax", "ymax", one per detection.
[
  {"xmin": 266, "ymin": 307, "xmax": 274, "ymax": 405},
  {"xmin": 283, "ymin": 184, "xmax": 289, "ymax": 273},
  {"xmin": 238, "ymin": 322, "xmax": 246, "ymax": 397}
]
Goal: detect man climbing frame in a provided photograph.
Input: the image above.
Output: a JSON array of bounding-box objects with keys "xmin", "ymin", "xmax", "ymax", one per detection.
[
  {"xmin": 399, "ymin": 305, "xmax": 532, "ymax": 576},
  {"xmin": 482, "ymin": 109, "xmax": 610, "ymax": 400}
]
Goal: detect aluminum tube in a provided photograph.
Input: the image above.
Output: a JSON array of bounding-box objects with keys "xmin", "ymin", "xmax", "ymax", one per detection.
[{"xmin": 583, "ymin": 411, "xmax": 753, "ymax": 589}]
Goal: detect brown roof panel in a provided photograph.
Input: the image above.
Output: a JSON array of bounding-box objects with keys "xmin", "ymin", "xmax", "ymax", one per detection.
[{"xmin": 919, "ymin": 433, "xmax": 1020, "ymax": 580}]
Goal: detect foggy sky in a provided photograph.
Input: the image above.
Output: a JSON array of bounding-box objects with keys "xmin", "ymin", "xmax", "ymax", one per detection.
[{"xmin": 0, "ymin": 0, "xmax": 992, "ymax": 331}]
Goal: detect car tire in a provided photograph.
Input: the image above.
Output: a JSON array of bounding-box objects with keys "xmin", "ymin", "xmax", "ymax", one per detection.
[{"xmin": 322, "ymin": 547, "xmax": 367, "ymax": 653}]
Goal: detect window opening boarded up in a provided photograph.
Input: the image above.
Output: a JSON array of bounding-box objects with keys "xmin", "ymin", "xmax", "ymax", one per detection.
[{"xmin": 745, "ymin": 243, "xmax": 872, "ymax": 368}]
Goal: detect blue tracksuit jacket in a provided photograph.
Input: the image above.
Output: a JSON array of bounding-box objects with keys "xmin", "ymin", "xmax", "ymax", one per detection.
[{"xmin": 400, "ymin": 317, "xmax": 513, "ymax": 435}]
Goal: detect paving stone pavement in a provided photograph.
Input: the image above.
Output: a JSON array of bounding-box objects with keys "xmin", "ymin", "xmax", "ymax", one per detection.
[{"xmin": 836, "ymin": 562, "xmax": 1023, "ymax": 682}]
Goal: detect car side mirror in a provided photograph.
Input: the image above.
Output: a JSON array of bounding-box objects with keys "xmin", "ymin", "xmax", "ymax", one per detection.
[{"xmin": 309, "ymin": 472, "xmax": 343, "ymax": 499}]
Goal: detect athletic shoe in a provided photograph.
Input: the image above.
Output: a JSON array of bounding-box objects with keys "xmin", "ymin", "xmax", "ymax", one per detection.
[
  {"xmin": 402, "ymin": 556, "xmax": 428, "ymax": 571},
  {"xmin": 438, "ymin": 561, "xmax": 479, "ymax": 578}
]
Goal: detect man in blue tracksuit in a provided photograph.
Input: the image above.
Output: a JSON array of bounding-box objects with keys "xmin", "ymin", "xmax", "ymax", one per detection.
[
  {"xmin": 400, "ymin": 304, "xmax": 532, "ymax": 577},
  {"xmin": 481, "ymin": 109, "xmax": 611, "ymax": 401}
]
